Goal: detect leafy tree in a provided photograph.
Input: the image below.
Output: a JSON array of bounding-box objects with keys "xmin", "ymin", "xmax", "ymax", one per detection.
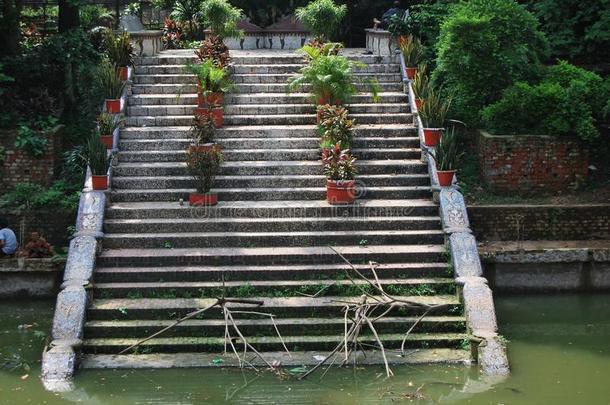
[
  {"xmin": 433, "ymin": 0, "xmax": 549, "ymax": 126},
  {"xmin": 296, "ymin": 0, "xmax": 347, "ymax": 41},
  {"xmin": 199, "ymin": 0, "xmax": 243, "ymax": 39}
]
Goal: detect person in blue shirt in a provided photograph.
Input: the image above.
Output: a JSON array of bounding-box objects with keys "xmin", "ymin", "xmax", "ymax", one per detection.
[
  {"xmin": 0, "ymin": 217, "xmax": 18, "ymax": 257},
  {"xmin": 374, "ymin": 1, "xmax": 408, "ymax": 29}
]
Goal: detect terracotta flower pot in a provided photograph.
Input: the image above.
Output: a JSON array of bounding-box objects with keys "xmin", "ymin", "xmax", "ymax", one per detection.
[
  {"xmin": 100, "ymin": 134, "xmax": 113, "ymax": 149},
  {"xmin": 415, "ymin": 98, "xmax": 424, "ymax": 111},
  {"xmin": 189, "ymin": 192, "xmax": 218, "ymax": 206},
  {"xmin": 106, "ymin": 99, "xmax": 121, "ymax": 114},
  {"xmin": 118, "ymin": 66, "xmax": 129, "ymax": 81},
  {"xmin": 91, "ymin": 175, "xmax": 108, "ymax": 190},
  {"xmin": 326, "ymin": 180, "xmax": 356, "ymax": 205},
  {"xmin": 406, "ymin": 67, "xmax": 417, "ymax": 80},
  {"xmin": 437, "ymin": 170, "xmax": 456, "ymax": 187},
  {"xmin": 423, "ymin": 128, "xmax": 443, "ymax": 147},
  {"xmin": 188, "ymin": 143, "xmax": 221, "ymax": 153},
  {"xmin": 195, "ymin": 107, "xmax": 224, "ymax": 128}
]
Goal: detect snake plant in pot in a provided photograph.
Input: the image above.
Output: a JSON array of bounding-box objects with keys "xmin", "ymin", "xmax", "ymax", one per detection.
[
  {"xmin": 97, "ymin": 112, "xmax": 123, "ymax": 149},
  {"xmin": 186, "ymin": 147, "xmax": 224, "ymax": 206},
  {"xmin": 412, "ymin": 64, "xmax": 430, "ymax": 111},
  {"xmin": 106, "ymin": 31, "xmax": 135, "ymax": 81},
  {"xmin": 419, "ymin": 87, "xmax": 451, "ymax": 147},
  {"xmin": 322, "ymin": 143, "xmax": 358, "ymax": 205},
  {"xmin": 428, "ymin": 127, "xmax": 463, "ymax": 187},
  {"xmin": 85, "ymin": 135, "xmax": 113, "ymax": 190},
  {"xmin": 98, "ymin": 61, "xmax": 126, "ymax": 114},
  {"xmin": 399, "ymin": 35, "xmax": 424, "ymax": 80}
]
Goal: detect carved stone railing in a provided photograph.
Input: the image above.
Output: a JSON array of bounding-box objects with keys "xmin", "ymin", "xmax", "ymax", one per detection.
[
  {"xmin": 399, "ymin": 54, "xmax": 510, "ymax": 376},
  {"xmin": 40, "ymin": 75, "xmax": 131, "ymax": 392}
]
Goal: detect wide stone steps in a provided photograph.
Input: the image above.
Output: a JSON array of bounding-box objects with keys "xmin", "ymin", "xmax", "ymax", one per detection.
[
  {"xmin": 128, "ymin": 92, "xmax": 407, "ymax": 106},
  {"xmin": 83, "ymin": 332, "xmax": 467, "ymax": 354},
  {"xmin": 127, "ymin": 103, "xmax": 407, "ymax": 117},
  {"xmin": 92, "ymin": 277, "xmax": 455, "ymax": 299},
  {"xmin": 97, "ymin": 245, "xmax": 447, "ymax": 267},
  {"xmin": 103, "ymin": 215, "xmax": 440, "ymax": 234},
  {"xmin": 87, "ymin": 295, "xmax": 459, "ymax": 320},
  {"xmin": 125, "ymin": 112, "xmax": 413, "ymax": 127},
  {"xmin": 85, "ymin": 316, "xmax": 465, "ymax": 338},
  {"xmin": 104, "ymin": 199, "xmax": 440, "ymax": 220},
  {"xmin": 111, "ymin": 174, "xmax": 430, "ymax": 189},
  {"xmin": 135, "ymin": 63, "xmax": 400, "ymax": 75},
  {"xmin": 112, "ymin": 159, "xmax": 427, "ymax": 177},
  {"xmin": 118, "ymin": 137, "xmax": 420, "ymax": 150},
  {"xmin": 94, "ymin": 262, "xmax": 450, "ymax": 283},
  {"xmin": 137, "ymin": 54, "xmax": 397, "ymax": 66},
  {"xmin": 119, "ymin": 124, "xmax": 417, "ymax": 140},
  {"xmin": 131, "ymin": 81, "xmax": 404, "ymax": 94},
  {"xmin": 116, "ymin": 148, "xmax": 421, "ymax": 163}
]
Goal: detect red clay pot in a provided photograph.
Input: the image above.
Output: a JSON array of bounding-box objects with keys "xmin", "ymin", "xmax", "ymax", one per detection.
[
  {"xmin": 197, "ymin": 89, "xmax": 224, "ymax": 108},
  {"xmin": 406, "ymin": 67, "xmax": 417, "ymax": 80},
  {"xmin": 118, "ymin": 66, "xmax": 129, "ymax": 81},
  {"xmin": 188, "ymin": 143, "xmax": 221, "ymax": 153},
  {"xmin": 195, "ymin": 107, "xmax": 224, "ymax": 128},
  {"xmin": 423, "ymin": 128, "xmax": 443, "ymax": 147},
  {"xmin": 415, "ymin": 98, "xmax": 424, "ymax": 111},
  {"xmin": 189, "ymin": 193, "xmax": 218, "ymax": 206},
  {"xmin": 91, "ymin": 175, "xmax": 108, "ymax": 190},
  {"xmin": 106, "ymin": 99, "xmax": 121, "ymax": 114},
  {"xmin": 326, "ymin": 180, "xmax": 356, "ymax": 205},
  {"xmin": 100, "ymin": 134, "xmax": 113, "ymax": 149},
  {"xmin": 437, "ymin": 170, "xmax": 456, "ymax": 187}
]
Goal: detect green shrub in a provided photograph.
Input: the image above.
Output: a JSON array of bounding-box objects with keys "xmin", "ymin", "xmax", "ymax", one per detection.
[
  {"xmin": 80, "ymin": 5, "xmax": 114, "ymax": 29},
  {"xmin": 407, "ymin": 1, "xmax": 455, "ymax": 62},
  {"xmin": 295, "ymin": 0, "xmax": 347, "ymax": 41},
  {"xmin": 433, "ymin": 0, "xmax": 549, "ymax": 126},
  {"xmin": 0, "ymin": 181, "xmax": 80, "ymax": 211},
  {"xmin": 198, "ymin": 0, "xmax": 243, "ymax": 39},
  {"xmin": 481, "ymin": 81, "xmax": 598, "ymax": 141}
]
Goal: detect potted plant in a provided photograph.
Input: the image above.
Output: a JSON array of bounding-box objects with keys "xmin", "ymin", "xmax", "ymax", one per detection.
[
  {"xmin": 399, "ymin": 35, "xmax": 424, "ymax": 80},
  {"xmin": 186, "ymin": 147, "xmax": 224, "ymax": 206},
  {"xmin": 295, "ymin": 0, "xmax": 347, "ymax": 42},
  {"xmin": 429, "ymin": 127, "xmax": 463, "ymax": 187},
  {"xmin": 317, "ymin": 104, "xmax": 354, "ymax": 148},
  {"xmin": 98, "ymin": 61, "xmax": 126, "ymax": 114},
  {"xmin": 85, "ymin": 135, "xmax": 112, "ymax": 190},
  {"xmin": 97, "ymin": 112, "xmax": 123, "ymax": 149},
  {"xmin": 197, "ymin": 0, "xmax": 243, "ymax": 67},
  {"xmin": 106, "ymin": 31, "xmax": 135, "ymax": 81},
  {"xmin": 187, "ymin": 59, "xmax": 234, "ymax": 128},
  {"xmin": 412, "ymin": 64, "xmax": 429, "ymax": 111},
  {"xmin": 419, "ymin": 88, "xmax": 451, "ymax": 147},
  {"xmin": 322, "ymin": 143, "xmax": 358, "ymax": 205},
  {"xmin": 189, "ymin": 114, "xmax": 218, "ymax": 152}
]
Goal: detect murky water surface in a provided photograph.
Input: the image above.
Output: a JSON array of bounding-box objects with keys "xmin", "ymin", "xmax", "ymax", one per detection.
[{"xmin": 1, "ymin": 294, "xmax": 609, "ymax": 404}]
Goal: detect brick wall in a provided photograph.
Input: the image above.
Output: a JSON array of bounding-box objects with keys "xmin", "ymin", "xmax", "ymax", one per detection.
[
  {"xmin": 477, "ymin": 130, "xmax": 589, "ymax": 194},
  {"xmin": 468, "ymin": 204, "xmax": 610, "ymax": 241},
  {"xmin": 0, "ymin": 127, "xmax": 62, "ymax": 193},
  {"xmin": 0, "ymin": 208, "xmax": 76, "ymax": 249}
]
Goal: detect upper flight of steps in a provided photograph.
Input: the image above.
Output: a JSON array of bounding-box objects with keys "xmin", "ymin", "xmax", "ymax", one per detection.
[{"xmin": 81, "ymin": 49, "xmax": 469, "ymax": 368}]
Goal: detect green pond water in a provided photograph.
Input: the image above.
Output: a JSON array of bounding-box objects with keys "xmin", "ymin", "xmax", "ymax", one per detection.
[{"xmin": 1, "ymin": 294, "xmax": 609, "ymax": 404}]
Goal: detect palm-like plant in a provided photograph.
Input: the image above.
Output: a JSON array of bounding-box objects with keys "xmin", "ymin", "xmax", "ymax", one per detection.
[
  {"xmin": 199, "ymin": 0, "xmax": 244, "ymax": 39},
  {"xmin": 171, "ymin": 0, "xmax": 203, "ymax": 37},
  {"xmin": 97, "ymin": 60, "xmax": 126, "ymax": 100},
  {"xmin": 419, "ymin": 87, "xmax": 451, "ymax": 128},
  {"xmin": 187, "ymin": 59, "xmax": 234, "ymax": 105},
  {"xmin": 296, "ymin": 0, "xmax": 347, "ymax": 41}
]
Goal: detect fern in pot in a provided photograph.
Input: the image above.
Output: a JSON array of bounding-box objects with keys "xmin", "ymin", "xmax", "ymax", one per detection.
[
  {"xmin": 98, "ymin": 60, "xmax": 126, "ymax": 114},
  {"xmin": 186, "ymin": 147, "xmax": 223, "ymax": 206},
  {"xmin": 419, "ymin": 87, "xmax": 451, "ymax": 147},
  {"xmin": 429, "ymin": 127, "xmax": 463, "ymax": 187},
  {"xmin": 85, "ymin": 135, "xmax": 112, "ymax": 190},
  {"xmin": 322, "ymin": 143, "xmax": 358, "ymax": 205}
]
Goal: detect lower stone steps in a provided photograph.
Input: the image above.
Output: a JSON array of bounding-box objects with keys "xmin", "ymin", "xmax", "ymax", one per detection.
[
  {"xmin": 85, "ymin": 316, "xmax": 466, "ymax": 338},
  {"xmin": 93, "ymin": 262, "xmax": 451, "ymax": 283},
  {"xmin": 101, "ymin": 229, "xmax": 444, "ymax": 249},
  {"xmin": 103, "ymin": 215, "xmax": 440, "ymax": 234}
]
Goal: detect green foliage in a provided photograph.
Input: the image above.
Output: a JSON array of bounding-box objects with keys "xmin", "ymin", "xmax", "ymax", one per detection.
[
  {"xmin": 171, "ymin": 0, "xmax": 202, "ymax": 23},
  {"xmin": 317, "ymin": 104, "xmax": 354, "ymax": 147},
  {"xmin": 295, "ymin": 0, "xmax": 347, "ymax": 41},
  {"xmin": 106, "ymin": 31, "xmax": 135, "ymax": 67},
  {"xmin": 523, "ymin": 0, "xmax": 610, "ymax": 64},
  {"xmin": 419, "ymin": 87, "xmax": 451, "ymax": 128},
  {"xmin": 186, "ymin": 148, "xmax": 223, "ymax": 193},
  {"xmin": 80, "ymin": 5, "xmax": 114, "ymax": 29},
  {"xmin": 186, "ymin": 59, "xmax": 234, "ymax": 95},
  {"xmin": 433, "ymin": 0, "xmax": 549, "ymax": 126},
  {"xmin": 0, "ymin": 180, "xmax": 80, "ymax": 211},
  {"xmin": 97, "ymin": 60, "xmax": 126, "ymax": 100},
  {"xmin": 412, "ymin": 64, "xmax": 430, "ymax": 100},
  {"xmin": 190, "ymin": 114, "xmax": 216, "ymax": 144},
  {"xmin": 399, "ymin": 35, "xmax": 424, "ymax": 68},
  {"xmin": 15, "ymin": 125, "xmax": 48, "ymax": 158},
  {"xmin": 322, "ymin": 145, "xmax": 357, "ymax": 181},
  {"xmin": 387, "ymin": 13, "xmax": 411, "ymax": 38},
  {"xmin": 198, "ymin": 0, "xmax": 244, "ymax": 39},
  {"xmin": 407, "ymin": 1, "xmax": 455, "ymax": 61},
  {"xmin": 481, "ymin": 81, "xmax": 598, "ymax": 141},
  {"xmin": 84, "ymin": 135, "xmax": 112, "ymax": 176},
  {"xmin": 429, "ymin": 127, "xmax": 463, "ymax": 171},
  {"xmin": 97, "ymin": 112, "xmax": 123, "ymax": 135},
  {"xmin": 0, "ymin": 64, "xmax": 14, "ymax": 97}
]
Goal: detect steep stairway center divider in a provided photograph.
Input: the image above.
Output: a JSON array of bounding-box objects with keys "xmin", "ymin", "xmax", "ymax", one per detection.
[{"xmin": 82, "ymin": 49, "xmax": 470, "ymax": 368}]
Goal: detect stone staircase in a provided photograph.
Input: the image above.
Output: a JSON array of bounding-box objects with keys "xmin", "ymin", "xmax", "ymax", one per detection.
[{"xmin": 82, "ymin": 49, "xmax": 470, "ymax": 368}]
